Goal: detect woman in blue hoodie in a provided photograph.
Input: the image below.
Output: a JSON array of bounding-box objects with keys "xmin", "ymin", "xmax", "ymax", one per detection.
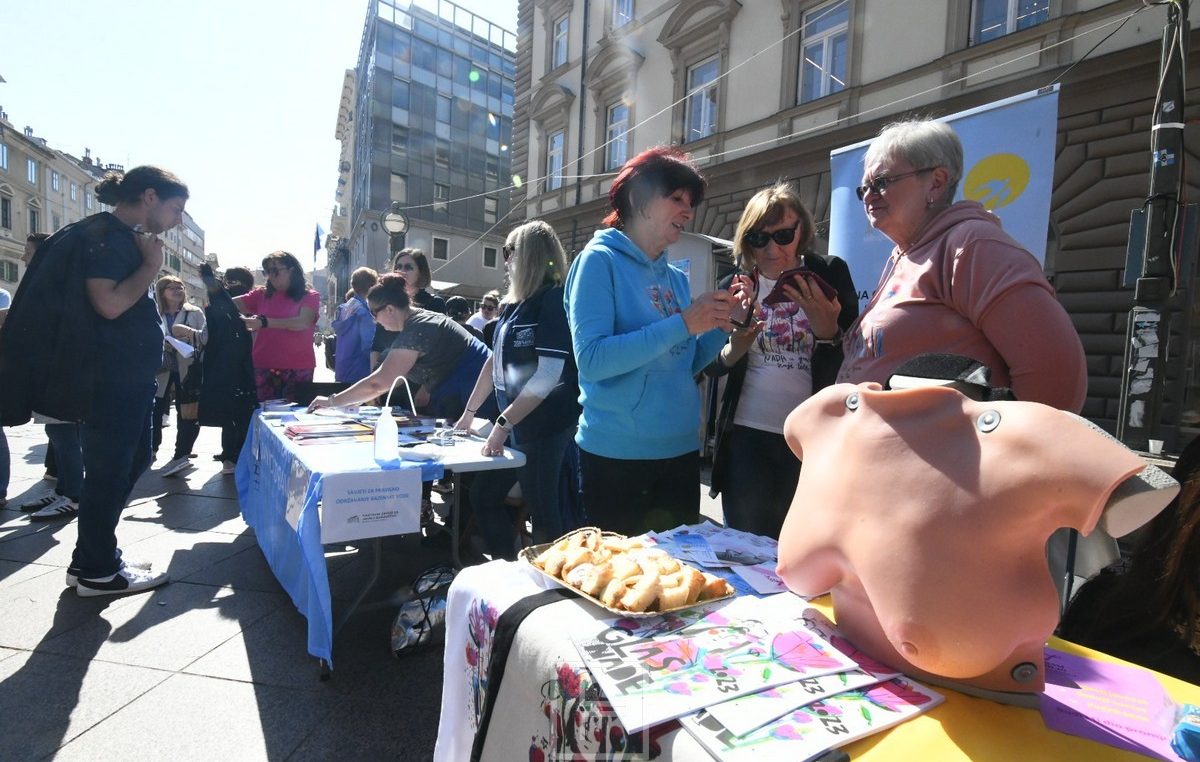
[{"xmin": 564, "ymin": 146, "xmax": 747, "ymax": 535}]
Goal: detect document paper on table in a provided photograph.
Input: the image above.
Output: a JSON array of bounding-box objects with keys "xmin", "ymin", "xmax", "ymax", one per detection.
[
  {"xmin": 571, "ymin": 595, "xmax": 858, "ymax": 732},
  {"xmin": 679, "ymin": 676, "xmax": 943, "ymax": 762},
  {"xmin": 705, "ymin": 607, "xmax": 902, "ymax": 736}
]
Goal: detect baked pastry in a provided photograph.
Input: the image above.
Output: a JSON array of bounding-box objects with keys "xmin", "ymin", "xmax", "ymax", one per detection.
[{"xmin": 529, "ymin": 529, "xmax": 734, "ymax": 613}]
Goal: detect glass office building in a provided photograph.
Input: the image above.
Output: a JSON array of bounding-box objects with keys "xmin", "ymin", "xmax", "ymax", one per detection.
[{"xmin": 350, "ymin": 0, "xmax": 515, "ymax": 284}]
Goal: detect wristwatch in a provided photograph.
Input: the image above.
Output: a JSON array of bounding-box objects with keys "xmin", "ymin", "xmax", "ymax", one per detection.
[
  {"xmin": 495, "ymin": 414, "xmax": 511, "ymax": 432},
  {"xmin": 258, "ymin": 314, "xmax": 269, "ymax": 328}
]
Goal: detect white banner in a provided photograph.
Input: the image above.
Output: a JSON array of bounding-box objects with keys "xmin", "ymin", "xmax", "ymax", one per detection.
[
  {"xmin": 829, "ymin": 86, "xmax": 1060, "ymax": 311},
  {"xmin": 319, "ymin": 467, "xmax": 422, "ymax": 544}
]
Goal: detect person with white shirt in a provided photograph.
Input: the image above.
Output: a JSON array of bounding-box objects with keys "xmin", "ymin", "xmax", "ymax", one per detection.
[{"xmin": 704, "ymin": 183, "xmax": 857, "ymax": 538}]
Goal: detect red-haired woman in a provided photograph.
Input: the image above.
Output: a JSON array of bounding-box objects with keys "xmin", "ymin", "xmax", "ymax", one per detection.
[{"xmin": 563, "ymin": 146, "xmax": 748, "ymax": 535}]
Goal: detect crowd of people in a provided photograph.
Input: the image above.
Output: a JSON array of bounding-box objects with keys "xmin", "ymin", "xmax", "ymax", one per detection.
[{"xmin": 8, "ymin": 118, "xmax": 1185, "ymax": 688}]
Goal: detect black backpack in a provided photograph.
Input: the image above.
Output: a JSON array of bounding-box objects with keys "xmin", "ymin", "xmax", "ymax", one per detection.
[{"xmin": 0, "ymin": 214, "xmax": 112, "ymax": 425}]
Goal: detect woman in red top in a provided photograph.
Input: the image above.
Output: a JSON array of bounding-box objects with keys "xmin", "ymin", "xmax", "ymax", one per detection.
[{"xmin": 234, "ymin": 251, "xmax": 320, "ymax": 402}]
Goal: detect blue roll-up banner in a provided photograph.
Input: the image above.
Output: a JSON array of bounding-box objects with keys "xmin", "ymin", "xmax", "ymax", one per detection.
[{"xmin": 828, "ymin": 86, "xmax": 1060, "ymax": 311}]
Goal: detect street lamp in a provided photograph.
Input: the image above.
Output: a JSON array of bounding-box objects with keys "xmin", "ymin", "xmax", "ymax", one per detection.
[{"xmin": 382, "ymin": 201, "xmax": 409, "ymax": 256}]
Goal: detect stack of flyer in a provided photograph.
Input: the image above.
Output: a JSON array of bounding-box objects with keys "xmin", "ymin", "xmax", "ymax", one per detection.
[{"xmin": 571, "ymin": 595, "xmax": 942, "ymax": 761}]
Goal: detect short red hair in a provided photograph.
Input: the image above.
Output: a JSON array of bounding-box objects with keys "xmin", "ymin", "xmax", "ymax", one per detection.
[{"xmin": 603, "ymin": 146, "xmax": 706, "ymax": 229}]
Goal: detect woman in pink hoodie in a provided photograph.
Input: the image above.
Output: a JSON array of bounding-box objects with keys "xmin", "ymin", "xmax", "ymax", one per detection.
[{"xmin": 837, "ymin": 119, "xmax": 1087, "ymax": 412}]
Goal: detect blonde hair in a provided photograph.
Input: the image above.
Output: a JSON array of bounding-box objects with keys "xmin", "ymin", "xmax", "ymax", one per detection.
[
  {"xmin": 504, "ymin": 220, "xmax": 567, "ymax": 302},
  {"xmin": 155, "ymin": 275, "xmax": 186, "ymax": 313},
  {"xmin": 731, "ymin": 183, "xmax": 815, "ymax": 271}
]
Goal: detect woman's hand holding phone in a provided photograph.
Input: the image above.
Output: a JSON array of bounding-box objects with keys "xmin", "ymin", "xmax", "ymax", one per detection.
[
  {"xmin": 779, "ymin": 275, "xmax": 841, "ymax": 340},
  {"xmin": 727, "ymin": 274, "xmax": 755, "ymax": 328}
]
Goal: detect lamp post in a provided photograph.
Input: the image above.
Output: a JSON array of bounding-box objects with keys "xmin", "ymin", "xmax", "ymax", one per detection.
[{"xmin": 381, "ymin": 202, "xmax": 409, "ymax": 263}]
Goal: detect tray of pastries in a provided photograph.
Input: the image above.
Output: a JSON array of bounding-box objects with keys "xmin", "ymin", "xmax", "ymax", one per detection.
[{"xmin": 519, "ymin": 527, "xmax": 735, "ymax": 617}]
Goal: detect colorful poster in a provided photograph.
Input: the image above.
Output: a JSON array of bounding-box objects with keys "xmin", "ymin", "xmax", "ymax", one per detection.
[
  {"xmin": 828, "ymin": 86, "xmax": 1060, "ymax": 311},
  {"xmin": 680, "ymin": 677, "xmax": 943, "ymax": 762},
  {"xmin": 572, "ymin": 597, "xmax": 858, "ymax": 732},
  {"xmin": 706, "ymin": 608, "xmax": 902, "ymax": 736}
]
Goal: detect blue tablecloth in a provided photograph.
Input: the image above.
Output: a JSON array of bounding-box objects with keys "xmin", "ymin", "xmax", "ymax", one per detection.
[{"xmin": 235, "ymin": 414, "xmax": 442, "ymax": 666}]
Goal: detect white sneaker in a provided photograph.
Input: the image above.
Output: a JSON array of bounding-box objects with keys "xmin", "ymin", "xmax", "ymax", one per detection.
[
  {"xmin": 66, "ymin": 557, "xmax": 153, "ymax": 587},
  {"xmin": 221, "ymin": 460, "xmax": 237, "ymax": 475},
  {"xmin": 160, "ymin": 457, "xmax": 192, "ymax": 477},
  {"xmin": 28, "ymin": 495, "xmax": 79, "ymax": 522},
  {"xmin": 76, "ymin": 566, "xmax": 169, "ymax": 597}
]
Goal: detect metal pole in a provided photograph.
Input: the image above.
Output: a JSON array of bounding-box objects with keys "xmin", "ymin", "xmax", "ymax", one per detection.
[{"xmin": 1116, "ymin": 0, "xmax": 1189, "ymax": 449}]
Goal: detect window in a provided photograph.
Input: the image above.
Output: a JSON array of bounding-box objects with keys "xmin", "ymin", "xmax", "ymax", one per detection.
[
  {"xmin": 52, "ymin": 213, "xmax": 60, "ymax": 231},
  {"xmin": 800, "ymin": 0, "xmax": 849, "ymax": 103},
  {"xmin": 484, "ymin": 196, "xmax": 497, "ymax": 225},
  {"xmin": 0, "ymin": 196, "xmax": 10, "ymax": 229},
  {"xmin": 613, "ymin": 0, "xmax": 634, "ymax": 28},
  {"xmin": 0, "ymin": 144, "xmax": 6, "ymax": 171},
  {"xmin": 972, "ymin": 0, "xmax": 1050, "ymax": 44},
  {"xmin": 483, "ymin": 246, "xmax": 498, "ymax": 268},
  {"xmin": 434, "ymin": 183, "xmax": 449, "ymax": 213},
  {"xmin": 685, "ymin": 56, "xmax": 719, "ymax": 142},
  {"xmin": 552, "ymin": 15, "xmax": 569, "ymax": 69},
  {"xmin": 1, "ymin": 261, "xmax": 16, "ymax": 283},
  {"xmin": 605, "ymin": 102, "xmax": 630, "ymax": 171},
  {"xmin": 435, "ymin": 140, "xmax": 450, "ymax": 169},
  {"xmin": 70, "ymin": 182, "xmax": 77, "ymax": 201},
  {"xmin": 51, "ymin": 171, "xmax": 60, "ymax": 192},
  {"xmin": 85, "ymin": 192, "xmax": 93, "ymax": 211},
  {"xmin": 546, "ymin": 130, "xmax": 564, "ymax": 191},
  {"xmin": 392, "ymin": 125, "xmax": 409, "ymax": 156},
  {"xmin": 390, "ymin": 173, "xmax": 408, "ymax": 204},
  {"xmin": 437, "ymin": 94, "xmax": 452, "ymax": 124},
  {"xmin": 27, "ymin": 159, "xmax": 37, "ymax": 184},
  {"xmin": 433, "ymin": 237, "xmax": 448, "ymax": 260},
  {"xmin": 28, "ymin": 208, "xmax": 39, "ymax": 234}
]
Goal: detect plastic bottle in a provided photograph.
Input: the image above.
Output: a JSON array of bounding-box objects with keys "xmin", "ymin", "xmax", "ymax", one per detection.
[
  {"xmin": 375, "ymin": 376, "xmax": 414, "ymax": 469},
  {"xmin": 374, "ymin": 409, "xmax": 400, "ymax": 468}
]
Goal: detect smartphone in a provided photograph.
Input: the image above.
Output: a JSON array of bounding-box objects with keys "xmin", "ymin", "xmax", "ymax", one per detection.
[{"xmin": 762, "ymin": 267, "xmax": 838, "ymax": 305}]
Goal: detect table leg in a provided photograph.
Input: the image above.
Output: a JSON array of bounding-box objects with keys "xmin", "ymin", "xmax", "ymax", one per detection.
[{"xmin": 333, "ymin": 536, "xmax": 383, "ymax": 637}]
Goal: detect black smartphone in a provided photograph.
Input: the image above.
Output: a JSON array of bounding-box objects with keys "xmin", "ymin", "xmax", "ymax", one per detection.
[{"xmin": 762, "ymin": 267, "xmax": 838, "ymax": 305}]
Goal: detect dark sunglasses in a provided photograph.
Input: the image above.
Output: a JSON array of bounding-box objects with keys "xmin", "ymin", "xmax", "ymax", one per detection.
[
  {"xmin": 502, "ymin": 244, "xmax": 515, "ymax": 261},
  {"xmin": 263, "ymin": 266, "xmax": 289, "ymax": 276},
  {"xmin": 481, "ymin": 303, "xmax": 497, "ymax": 312},
  {"xmin": 370, "ymin": 303, "xmax": 388, "ymax": 318},
  {"xmin": 855, "ymin": 167, "xmax": 934, "ymax": 201},
  {"xmin": 743, "ymin": 224, "xmax": 799, "ymax": 250}
]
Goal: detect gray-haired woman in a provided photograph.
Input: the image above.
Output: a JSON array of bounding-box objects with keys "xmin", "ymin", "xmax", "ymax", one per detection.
[
  {"xmin": 837, "ymin": 118, "xmax": 1086, "ymax": 411},
  {"xmin": 455, "ymin": 220, "xmax": 581, "ymax": 559}
]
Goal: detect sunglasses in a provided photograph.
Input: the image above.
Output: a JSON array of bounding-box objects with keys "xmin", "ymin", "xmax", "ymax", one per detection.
[
  {"xmin": 855, "ymin": 168, "xmax": 934, "ymax": 201},
  {"xmin": 370, "ymin": 303, "xmax": 389, "ymax": 318},
  {"xmin": 481, "ymin": 303, "xmax": 497, "ymax": 312},
  {"xmin": 743, "ymin": 224, "xmax": 799, "ymax": 250},
  {"xmin": 263, "ymin": 266, "xmax": 289, "ymax": 276},
  {"xmin": 502, "ymin": 244, "xmax": 515, "ymax": 261}
]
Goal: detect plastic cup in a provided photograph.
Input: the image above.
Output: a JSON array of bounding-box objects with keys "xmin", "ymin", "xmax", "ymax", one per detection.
[{"xmin": 1148, "ymin": 439, "xmax": 1164, "ymax": 455}]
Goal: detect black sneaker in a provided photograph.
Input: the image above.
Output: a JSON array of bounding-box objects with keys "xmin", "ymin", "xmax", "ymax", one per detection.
[
  {"xmin": 76, "ymin": 567, "xmax": 169, "ymax": 598},
  {"xmin": 18, "ymin": 492, "xmax": 60, "ymax": 513}
]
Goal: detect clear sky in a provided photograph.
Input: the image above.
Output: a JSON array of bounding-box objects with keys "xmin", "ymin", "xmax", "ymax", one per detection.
[{"xmin": 0, "ymin": 0, "xmax": 519, "ymax": 273}]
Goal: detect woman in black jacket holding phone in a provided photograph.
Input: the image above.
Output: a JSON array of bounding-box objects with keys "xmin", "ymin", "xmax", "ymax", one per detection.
[{"xmin": 706, "ymin": 183, "xmax": 857, "ymax": 538}]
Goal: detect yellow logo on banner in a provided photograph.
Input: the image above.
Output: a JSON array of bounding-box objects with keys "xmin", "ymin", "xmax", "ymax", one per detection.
[{"xmin": 963, "ymin": 153, "xmax": 1030, "ymax": 210}]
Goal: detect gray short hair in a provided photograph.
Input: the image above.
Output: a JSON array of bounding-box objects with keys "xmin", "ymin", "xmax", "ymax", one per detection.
[{"xmin": 864, "ymin": 119, "xmax": 963, "ymax": 201}]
